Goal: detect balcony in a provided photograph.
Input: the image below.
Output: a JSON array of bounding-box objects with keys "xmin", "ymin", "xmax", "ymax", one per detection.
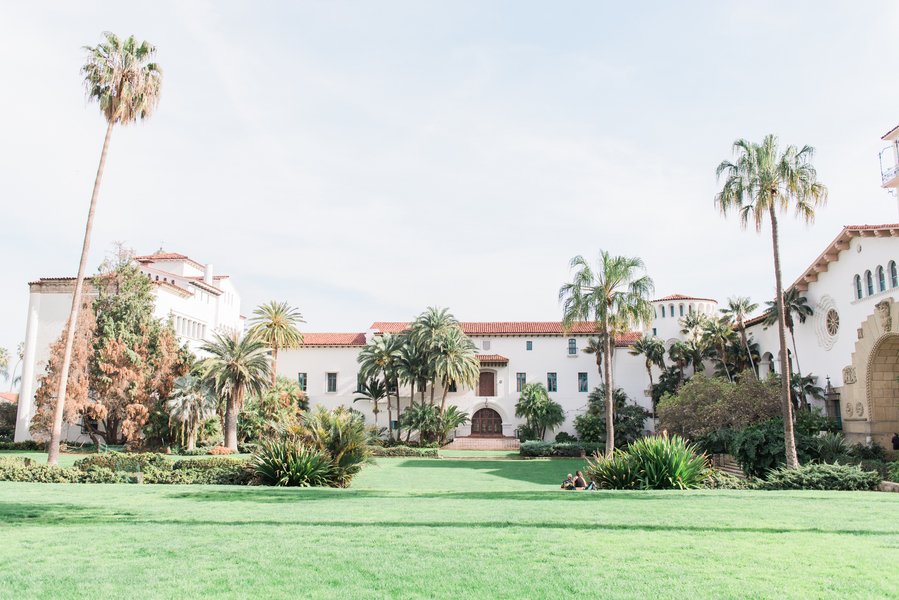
[{"xmin": 879, "ymin": 145, "xmax": 899, "ymax": 187}]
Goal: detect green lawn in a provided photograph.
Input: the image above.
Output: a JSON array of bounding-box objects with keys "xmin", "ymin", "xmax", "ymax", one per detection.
[{"xmin": 1, "ymin": 456, "xmax": 898, "ymax": 599}]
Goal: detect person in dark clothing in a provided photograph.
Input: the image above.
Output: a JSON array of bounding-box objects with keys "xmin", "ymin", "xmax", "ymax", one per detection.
[
  {"xmin": 561, "ymin": 474, "xmax": 575, "ymax": 490},
  {"xmin": 573, "ymin": 470, "xmax": 587, "ymax": 490},
  {"xmin": 892, "ymin": 432, "xmax": 899, "ymax": 451}
]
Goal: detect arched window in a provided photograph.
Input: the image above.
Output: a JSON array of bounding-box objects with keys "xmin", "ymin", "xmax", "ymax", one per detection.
[
  {"xmin": 877, "ymin": 266, "xmax": 886, "ymax": 292},
  {"xmin": 660, "ymin": 305, "xmax": 665, "ymax": 318},
  {"xmin": 865, "ymin": 270, "xmax": 874, "ymax": 296},
  {"xmin": 669, "ymin": 304, "xmax": 674, "ymax": 317},
  {"xmin": 679, "ymin": 304, "xmax": 684, "ymax": 317},
  {"xmin": 891, "ymin": 261, "xmax": 898, "ymax": 288},
  {"xmin": 689, "ymin": 304, "xmax": 695, "ymax": 314},
  {"xmin": 855, "ymin": 274, "xmax": 863, "ymax": 300}
]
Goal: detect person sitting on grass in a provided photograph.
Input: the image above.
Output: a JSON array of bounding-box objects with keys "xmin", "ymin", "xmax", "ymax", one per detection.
[
  {"xmin": 561, "ymin": 473, "xmax": 575, "ymax": 490},
  {"xmin": 573, "ymin": 470, "xmax": 587, "ymax": 490}
]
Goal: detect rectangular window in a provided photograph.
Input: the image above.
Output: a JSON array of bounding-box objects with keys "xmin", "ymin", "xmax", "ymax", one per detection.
[
  {"xmin": 568, "ymin": 338, "xmax": 577, "ymax": 355},
  {"xmin": 526, "ymin": 340, "xmax": 533, "ymax": 351},
  {"xmin": 449, "ymin": 380, "xmax": 457, "ymax": 393},
  {"xmin": 652, "ymin": 327, "xmax": 657, "ymax": 336},
  {"xmin": 516, "ymin": 372, "xmax": 526, "ymax": 392},
  {"xmin": 547, "ymin": 372, "xmax": 557, "ymax": 392},
  {"xmin": 297, "ymin": 373, "xmax": 307, "ymax": 391},
  {"xmin": 327, "ymin": 372, "xmax": 337, "ymax": 393},
  {"xmin": 578, "ymin": 372, "xmax": 588, "ymax": 393},
  {"xmin": 356, "ymin": 372, "xmax": 364, "ymax": 393}
]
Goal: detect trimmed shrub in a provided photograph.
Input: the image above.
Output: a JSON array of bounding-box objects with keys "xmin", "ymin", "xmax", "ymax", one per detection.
[
  {"xmin": 143, "ymin": 464, "xmax": 254, "ymax": 485},
  {"xmin": 519, "ymin": 441, "xmax": 603, "ymax": 458},
  {"xmin": 0, "ymin": 440, "xmax": 45, "ymax": 451},
  {"xmin": 253, "ymin": 440, "xmax": 335, "ymax": 487},
  {"xmin": 702, "ymin": 470, "xmax": 754, "ymax": 490},
  {"xmin": 73, "ymin": 452, "xmax": 169, "ymax": 472},
  {"xmin": 889, "ymin": 462, "xmax": 899, "ymax": 483},
  {"xmin": 848, "ymin": 442, "xmax": 887, "ymax": 461},
  {"xmin": 172, "ymin": 457, "xmax": 248, "ymax": 471},
  {"xmin": 554, "ymin": 432, "xmax": 577, "ymax": 443},
  {"xmin": 0, "ymin": 458, "xmax": 131, "ymax": 484},
  {"xmin": 758, "ymin": 463, "xmax": 881, "ymax": 491},
  {"xmin": 209, "ymin": 446, "xmax": 235, "ymax": 456},
  {"xmin": 586, "ymin": 435, "xmax": 709, "ymax": 490},
  {"xmin": 177, "ymin": 446, "xmax": 215, "ymax": 456},
  {"xmin": 370, "ymin": 446, "xmax": 438, "ymax": 458}
]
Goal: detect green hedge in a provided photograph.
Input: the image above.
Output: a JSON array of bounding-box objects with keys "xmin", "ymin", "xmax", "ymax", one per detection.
[
  {"xmin": 0, "ymin": 458, "xmax": 134, "ymax": 484},
  {"xmin": 519, "ymin": 441, "xmax": 603, "ymax": 458},
  {"xmin": 73, "ymin": 452, "xmax": 169, "ymax": 472},
  {"xmin": 0, "ymin": 440, "xmax": 45, "ymax": 451},
  {"xmin": 370, "ymin": 446, "xmax": 439, "ymax": 458},
  {"xmin": 758, "ymin": 463, "xmax": 882, "ymax": 491}
]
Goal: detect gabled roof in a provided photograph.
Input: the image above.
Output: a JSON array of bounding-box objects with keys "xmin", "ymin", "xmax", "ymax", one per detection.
[
  {"xmin": 882, "ymin": 124, "xmax": 899, "ymax": 141},
  {"xmin": 301, "ymin": 333, "xmax": 367, "ymax": 347},
  {"xmin": 134, "ymin": 252, "xmax": 206, "ymax": 271},
  {"xmin": 652, "ymin": 294, "xmax": 717, "ymax": 303},
  {"xmin": 791, "ymin": 224, "xmax": 899, "ymax": 292}
]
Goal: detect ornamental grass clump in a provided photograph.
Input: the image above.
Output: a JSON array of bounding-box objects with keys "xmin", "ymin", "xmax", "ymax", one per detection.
[
  {"xmin": 252, "ymin": 440, "xmax": 334, "ymax": 487},
  {"xmin": 586, "ymin": 434, "xmax": 709, "ymax": 490}
]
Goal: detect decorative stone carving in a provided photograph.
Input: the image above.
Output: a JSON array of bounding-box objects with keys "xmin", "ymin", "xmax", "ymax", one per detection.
[
  {"xmin": 814, "ymin": 295, "xmax": 839, "ymax": 350},
  {"xmin": 842, "ymin": 366, "xmax": 857, "ymax": 385},
  {"xmin": 875, "ymin": 300, "xmax": 892, "ymax": 333},
  {"xmin": 846, "ymin": 402, "xmax": 854, "ymax": 417},
  {"xmin": 855, "ymin": 402, "xmax": 865, "ymax": 417},
  {"xmin": 858, "ymin": 327, "xmax": 864, "ymax": 340}
]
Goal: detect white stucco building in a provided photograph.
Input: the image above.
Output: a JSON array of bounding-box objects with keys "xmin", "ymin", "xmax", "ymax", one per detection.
[
  {"xmin": 13, "ymin": 251, "xmax": 244, "ymax": 442},
  {"xmin": 277, "ymin": 306, "xmax": 716, "ymax": 441}
]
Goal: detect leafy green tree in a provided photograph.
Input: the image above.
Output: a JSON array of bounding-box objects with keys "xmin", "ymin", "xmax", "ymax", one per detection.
[
  {"xmin": 574, "ymin": 386, "xmax": 649, "ymax": 448},
  {"xmin": 715, "ymin": 134, "xmax": 827, "ymax": 468},
  {"xmin": 48, "ymin": 33, "xmax": 163, "ymax": 466},
  {"xmin": 248, "ymin": 301, "xmax": 305, "ymax": 385},
  {"xmin": 515, "ymin": 382, "xmax": 565, "ymax": 440},
  {"xmin": 721, "ymin": 296, "xmax": 759, "ymax": 378},
  {"xmin": 559, "ymin": 251, "xmax": 654, "ymax": 455},
  {"xmin": 240, "ymin": 376, "xmax": 309, "ymax": 443},
  {"xmin": 199, "ymin": 333, "xmax": 271, "ymax": 451},
  {"xmin": 628, "ymin": 335, "xmax": 666, "ymax": 390},
  {"xmin": 166, "ymin": 375, "xmax": 216, "ymax": 450}
]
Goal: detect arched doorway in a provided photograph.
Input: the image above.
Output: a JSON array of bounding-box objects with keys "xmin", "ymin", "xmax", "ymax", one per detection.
[
  {"xmin": 470, "ymin": 408, "xmax": 503, "ymax": 437},
  {"xmin": 865, "ymin": 334, "xmax": 899, "ymax": 447}
]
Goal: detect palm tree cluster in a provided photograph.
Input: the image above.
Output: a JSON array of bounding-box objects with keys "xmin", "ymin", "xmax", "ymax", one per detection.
[
  {"xmin": 515, "ymin": 382, "xmax": 565, "ymax": 440},
  {"xmin": 357, "ymin": 307, "xmax": 479, "ymax": 443}
]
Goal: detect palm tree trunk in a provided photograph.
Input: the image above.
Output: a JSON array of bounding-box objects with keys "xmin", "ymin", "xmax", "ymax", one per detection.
[
  {"xmin": 738, "ymin": 317, "xmax": 758, "ymax": 378},
  {"xmin": 603, "ymin": 329, "xmax": 615, "ymax": 456},
  {"xmin": 47, "ymin": 121, "xmax": 114, "ymax": 466},
  {"xmin": 187, "ymin": 425, "xmax": 196, "ymax": 451},
  {"xmin": 720, "ymin": 342, "xmax": 733, "ymax": 382},
  {"xmin": 270, "ymin": 346, "xmax": 278, "ymax": 386},
  {"xmin": 439, "ymin": 384, "xmax": 449, "ymax": 416},
  {"xmin": 405, "ymin": 381, "xmax": 414, "ymax": 443},
  {"xmin": 768, "ymin": 206, "xmax": 799, "ymax": 468},
  {"xmin": 395, "ymin": 378, "xmax": 403, "ymax": 441},
  {"xmin": 225, "ymin": 391, "xmax": 239, "ymax": 451}
]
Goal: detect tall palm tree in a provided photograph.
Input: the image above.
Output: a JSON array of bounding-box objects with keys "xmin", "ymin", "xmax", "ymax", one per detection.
[
  {"xmin": 166, "ymin": 374, "xmax": 217, "ymax": 451},
  {"xmin": 702, "ymin": 317, "xmax": 737, "ymax": 383},
  {"xmin": 248, "ymin": 301, "xmax": 305, "ymax": 385},
  {"xmin": 667, "ymin": 340, "xmax": 691, "ymax": 379},
  {"xmin": 9, "ymin": 342, "xmax": 24, "ymax": 392},
  {"xmin": 47, "ymin": 33, "xmax": 163, "ymax": 465},
  {"xmin": 353, "ymin": 378, "xmax": 388, "ymax": 426},
  {"xmin": 721, "ymin": 296, "xmax": 759, "ymax": 378},
  {"xmin": 763, "ymin": 288, "xmax": 814, "ymax": 408},
  {"xmin": 433, "ymin": 327, "xmax": 480, "ymax": 415},
  {"xmin": 358, "ymin": 333, "xmax": 403, "ymax": 440},
  {"xmin": 411, "ymin": 307, "xmax": 459, "ymax": 405},
  {"xmin": 628, "ymin": 335, "xmax": 666, "ymax": 390},
  {"xmin": 0, "ymin": 348, "xmax": 8, "ymax": 383},
  {"xmin": 199, "ymin": 333, "xmax": 271, "ymax": 451},
  {"xmin": 715, "ymin": 134, "xmax": 827, "ymax": 468},
  {"xmin": 559, "ymin": 251, "xmax": 654, "ymax": 455}
]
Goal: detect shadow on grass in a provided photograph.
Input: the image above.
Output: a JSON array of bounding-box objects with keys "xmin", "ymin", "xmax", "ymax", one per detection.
[
  {"xmin": 394, "ymin": 459, "xmax": 588, "ymax": 487},
  {"xmin": 162, "ymin": 488, "xmax": 646, "ymax": 503},
  {"xmin": 3, "ymin": 501, "xmax": 894, "ymax": 537}
]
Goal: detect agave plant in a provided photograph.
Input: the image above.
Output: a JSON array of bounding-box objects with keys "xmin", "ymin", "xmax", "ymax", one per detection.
[
  {"xmin": 586, "ymin": 434, "xmax": 708, "ymax": 490},
  {"xmin": 815, "ymin": 432, "xmax": 848, "ymax": 464}
]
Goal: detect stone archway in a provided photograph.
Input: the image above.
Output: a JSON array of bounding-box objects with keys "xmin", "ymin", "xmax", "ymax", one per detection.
[
  {"xmin": 470, "ymin": 408, "xmax": 503, "ymax": 437},
  {"xmin": 840, "ymin": 298, "xmax": 899, "ymax": 447}
]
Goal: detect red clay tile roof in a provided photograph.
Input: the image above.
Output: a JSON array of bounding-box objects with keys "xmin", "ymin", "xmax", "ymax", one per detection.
[
  {"xmin": 476, "ymin": 354, "xmax": 509, "ymax": 363},
  {"xmin": 301, "ymin": 333, "xmax": 367, "ymax": 347},
  {"xmin": 134, "ymin": 252, "xmax": 206, "ymax": 271},
  {"xmin": 615, "ymin": 331, "xmax": 643, "ymax": 346},
  {"xmin": 652, "ymin": 294, "xmax": 717, "ymax": 303},
  {"xmin": 371, "ymin": 321, "xmax": 605, "ymax": 335},
  {"xmin": 0, "ymin": 392, "xmax": 17, "ymax": 404}
]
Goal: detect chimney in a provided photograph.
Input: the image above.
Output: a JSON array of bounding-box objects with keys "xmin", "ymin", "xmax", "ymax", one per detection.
[{"xmin": 204, "ymin": 264, "xmax": 214, "ymax": 284}]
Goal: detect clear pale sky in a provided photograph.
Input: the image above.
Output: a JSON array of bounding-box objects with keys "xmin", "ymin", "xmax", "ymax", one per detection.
[{"xmin": 2, "ymin": 1, "xmax": 898, "ymax": 368}]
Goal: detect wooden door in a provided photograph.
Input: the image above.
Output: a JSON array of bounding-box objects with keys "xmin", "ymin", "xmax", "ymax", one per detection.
[
  {"xmin": 478, "ymin": 371, "xmax": 495, "ymax": 397},
  {"xmin": 471, "ymin": 408, "xmax": 503, "ymax": 436}
]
